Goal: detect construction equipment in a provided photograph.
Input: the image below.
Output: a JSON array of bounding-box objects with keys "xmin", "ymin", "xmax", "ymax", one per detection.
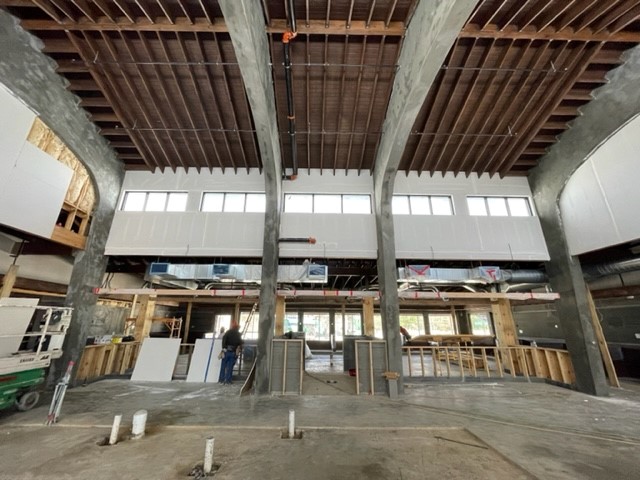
[
  {"xmin": 0, "ymin": 299, "xmax": 72, "ymax": 412},
  {"xmin": 46, "ymin": 360, "xmax": 74, "ymax": 425}
]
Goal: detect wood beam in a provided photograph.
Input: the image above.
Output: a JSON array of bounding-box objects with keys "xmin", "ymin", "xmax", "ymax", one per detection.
[
  {"xmin": 79, "ymin": 97, "xmax": 110, "ymax": 107},
  {"xmin": 461, "ymin": 23, "xmax": 640, "ymax": 43},
  {"xmin": 275, "ymin": 296, "xmax": 285, "ymax": 336},
  {"xmin": 362, "ymin": 297, "xmax": 375, "ymax": 336},
  {"xmin": 491, "ymin": 299, "xmax": 518, "ymax": 347},
  {"xmin": 182, "ymin": 301, "xmax": 192, "ymax": 343},
  {"xmin": 90, "ymin": 112, "xmax": 120, "ymax": 122},
  {"xmin": 18, "ymin": 13, "xmax": 640, "ymax": 43},
  {"xmin": 0, "ymin": 264, "xmax": 19, "ymax": 298},
  {"xmin": 587, "ymin": 290, "xmax": 620, "ymax": 388},
  {"xmin": 134, "ymin": 294, "xmax": 156, "ymax": 341},
  {"xmin": 21, "ymin": 17, "xmax": 407, "ymax": 36}
]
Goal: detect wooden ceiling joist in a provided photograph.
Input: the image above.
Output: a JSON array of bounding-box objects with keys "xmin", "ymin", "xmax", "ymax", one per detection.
[
  {"xmin": 4, "ymin": 0, "xmax": 638, "ymax": 177},
  {"xmin": 461, "ymin": 23, "xmax": 640, "ymax": 43}
]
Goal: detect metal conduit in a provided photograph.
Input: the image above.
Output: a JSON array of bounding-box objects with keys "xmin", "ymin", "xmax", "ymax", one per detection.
[{"xmin": 283, "ymin": 0, "xmax": 298, "ymax": 180}]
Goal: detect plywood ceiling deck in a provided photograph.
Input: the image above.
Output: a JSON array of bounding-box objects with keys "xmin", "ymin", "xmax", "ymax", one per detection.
[{"xmin": 2, "ymin": 0, "xmax": 639, "ymax": 176}]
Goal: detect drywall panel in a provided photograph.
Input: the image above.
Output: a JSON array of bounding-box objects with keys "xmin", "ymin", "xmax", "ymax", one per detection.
[
  {"xmin": 106, "ymin": 212, "xmax": 264, "ymax": 256},
  {"xmin": 186, "ymin": 338, "xmax": 223, "ymax": 383},
  {"xmin": 0, "ymin": 84, "xmax": 73, "ymax": 239},
  {"xmin": 561, "ymin": 114, "xmax": 640, "ymax": 255},
  {"xmin": 130, "ymin": 338, "xmax": 181, "ymax": 382},
  {"xmin": 280, "ymin": 213, "xmax": 377, "ymax": 258},
  {"xmin": 0, "ymin": 297, "xmax": 38, "ymax": 357},
  {"xmin": 0, "ymin": 143, "xmax": 72, "ymax": 237},
  {"xmin": 107, "ymin": 168, "xmax": 548, "ymax": 260},
  {"xmin": 0, "ymin": 83, "xmax": 36, "ymax": 183},
  {"xmin": 0, "ymin": 253, "xmax": 73, "ymax": 285}
]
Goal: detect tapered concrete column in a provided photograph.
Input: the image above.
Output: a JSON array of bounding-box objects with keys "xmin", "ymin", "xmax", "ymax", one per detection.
[
  {"xmin": 0, "ymin": 11, "xmax": 124, "ymax": 384},
  {"xmin": 372, "ymin": 0, "xmax": 479, "ymax": 393},
  {"xmin": 529, "ymin": 45, "xmax": 640, "ymax": 396},
  {"xmin": 219, "ymin": 0, "xmax": 283, "ymax": 394}
]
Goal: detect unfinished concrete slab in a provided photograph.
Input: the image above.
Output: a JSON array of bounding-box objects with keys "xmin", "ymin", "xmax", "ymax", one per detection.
[
  {"xmin": 1, "ymin": 380, "xmax": 640, "ymax": 479},
  {"xmin": 0, "ymin": 425, "xmax": 532, "ymax": 480}
]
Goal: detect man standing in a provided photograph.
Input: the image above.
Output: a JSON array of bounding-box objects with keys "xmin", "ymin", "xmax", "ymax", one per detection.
[{"xmin": 218, "ymin": 320, "xmax": 244, "ymax": 384}]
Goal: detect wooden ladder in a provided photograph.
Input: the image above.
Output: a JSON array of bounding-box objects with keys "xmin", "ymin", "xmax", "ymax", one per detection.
[{"xmin": 241, "ymin": 302, "xmax": 258, "ymax": 336}]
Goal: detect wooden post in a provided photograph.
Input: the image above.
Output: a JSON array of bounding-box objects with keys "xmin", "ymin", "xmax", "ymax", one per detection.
[
  {"xmin": 0, "ymin": 264, "xmax": 19, "ymax": 298},
  {"xmin": 134, "ymin": 295, "xmax": 156, "ymax": 342},
  {"xmin": 491, "ymin": 299, "xmax": 518, "ymax": 346},
  {"xmin": 233, "ymin": 302, "xmax": 241, "ymax": 327},
  {"xmin": 275, "ymin": 296, "xmax": 285, "ymax": 336},
  {"xmin": 587, "ymin": 290, "xmax": 620, "ymax": 388},
  {"xmin": 362, "ymin": 297, "xmax": 375, "ymax": 336},
  {"xmin": 129, "ymin": 294, "xmax": 138, "ymax": 317},
  {"xmin": 182, "ymin": 301, "xmax": 192, "ymax": 343}
]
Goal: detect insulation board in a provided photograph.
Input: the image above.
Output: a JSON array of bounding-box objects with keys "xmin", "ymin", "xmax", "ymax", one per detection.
[
  {"xmin": 186, "ymin": 338, "xmax": 223, "ymax": 383},
  {"xmin": 130, "ymin": 338, "xmax": 181, "ymax": 382}
]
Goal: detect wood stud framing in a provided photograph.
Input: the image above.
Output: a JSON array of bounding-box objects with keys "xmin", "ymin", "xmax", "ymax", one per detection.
[{"xmin": 2, "ymin": 0, "xmax": 640, "ymax": 175}]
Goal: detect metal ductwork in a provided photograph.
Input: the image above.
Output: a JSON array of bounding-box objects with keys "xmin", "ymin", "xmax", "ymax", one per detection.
[
  {"xmin": 501, "ymin": 270, "xmax": 548, "ymax": 283},
  {"xmin": 398, "ymin": 265, "xmax": 547, "ymax": 285},
  {"xmin": 0, "ymin": 232, "xmax": 24, "ymax": 256},
  {"xmin": 582, "ymin": 257, "xmax": 640, "ymax": 279},
  {"xmin": 146, "ymin": 262, "xmax": 328, "ymax": 285}
]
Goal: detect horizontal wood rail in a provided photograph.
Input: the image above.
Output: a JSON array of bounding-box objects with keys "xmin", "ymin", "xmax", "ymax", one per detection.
[{"xmin": 402, "ymin": 345, "xmax": 576, "ymax": 387}]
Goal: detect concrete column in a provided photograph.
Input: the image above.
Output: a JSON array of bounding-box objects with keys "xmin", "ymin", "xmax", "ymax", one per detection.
[
  {"xmin": 0, "ymin": 11, "xmax": 124, "ymax": 383},
  {"xmin": 372, "ymin": 0, "xmax": 479, "ymax": 393},
  {"xmin": 529, "ymin": 45, "xmax": 640, "ymax": 396},
  {"xmin": 219, "ymin": 0, "xmax": 283, "ymax": 394}
]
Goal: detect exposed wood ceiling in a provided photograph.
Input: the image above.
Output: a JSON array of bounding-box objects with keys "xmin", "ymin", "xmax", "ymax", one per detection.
[{"xmin": 2, "ymin": 0, "xmax": 640, "ymax": 177}]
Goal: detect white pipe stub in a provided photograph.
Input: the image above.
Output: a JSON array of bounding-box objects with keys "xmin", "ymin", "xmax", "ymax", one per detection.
[
  {"xmin": 131, "ymin": 410, "xmax": 147, "ymax": 439},
  {"xmin": 109, "ymin": 414, "xmax": 122, "ymax": 445},
  {"xmin": 203, "ymin": 437, "xmax": 215, "ymax": 474}
]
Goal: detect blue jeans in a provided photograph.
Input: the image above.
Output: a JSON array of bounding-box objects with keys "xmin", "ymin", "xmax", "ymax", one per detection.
[{"xmin": 218, "ymin": 350, "xmax": 237, "ymax": 383}]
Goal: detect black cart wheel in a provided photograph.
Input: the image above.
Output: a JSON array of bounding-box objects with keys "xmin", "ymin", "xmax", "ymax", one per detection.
[{"xmin": 15, "ymin": 391, "xmax": 40, "ymax": 411}]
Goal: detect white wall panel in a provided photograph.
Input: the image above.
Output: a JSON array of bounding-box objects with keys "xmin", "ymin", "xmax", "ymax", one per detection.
[
  {"xmin": 280, "ymin": 213, "xmax": 377, "ymax": 258},
  {"xmin": 561, "ymin": 114, "xmax": 640, "ymax": 255},
  {"xmin": 0, "ymin": 83, "xmax": 36, "ymax": 181},
  {"xmin": 0, "ymin": 85, "xmax": 73, "ymax": 238},
  {"xmin": 107, "ymin": 169, "xmax": 549, "ymax": 260}
]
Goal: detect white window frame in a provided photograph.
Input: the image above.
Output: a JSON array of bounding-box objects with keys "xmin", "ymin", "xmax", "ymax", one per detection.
[
  {"xmin": 391, "ymin": 195, "xmax": 454, "ymax": 215},
  {"xmin": 121, "ymin": 191, "xmax": 188, "ymax": 212},
  {"xmin": 201, "ymin": 192, "xmax": 266, "ymax": 213},
  {"xmin": 283, "ymin": 194, "xmax": 372, "ymax": 214},
  {"xmin": 467, "ymin": 196, "xmax": 533, "ymax": 217}
]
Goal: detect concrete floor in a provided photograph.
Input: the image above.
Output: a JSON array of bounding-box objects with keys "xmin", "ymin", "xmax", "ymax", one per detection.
[{"xmin": 1, "ymin": 372, "xmax": 640, "ymax": 478}]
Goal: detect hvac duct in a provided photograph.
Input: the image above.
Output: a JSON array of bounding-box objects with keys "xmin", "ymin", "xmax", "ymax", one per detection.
[
  {"xmin": 582, "ymin": 257, "xmax": 640, "ymax": 279},
  {"xmin": 501, "ymin": 270, "xmax": 548, "ymax": 283},
  {"xmin": 398, "ymin": 266, "xmax": 547, "ymax": 285},
  {"xmin": 147, "ymin": 262, "xmax": 328, "ymax": 284}
]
